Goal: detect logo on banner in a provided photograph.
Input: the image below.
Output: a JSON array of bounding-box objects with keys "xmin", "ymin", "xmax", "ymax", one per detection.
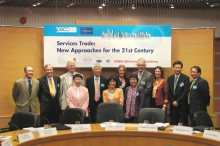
[
  {"xmin": 96, "ymin": 59, "xmax": 102, "ymax": 63},
  {"xmin": 106, "ymin": 59, "xmax": 110, "ymax": 63},
  {"xmin": 81, "ymin": 27, "xmax": 93, "ymax": 34},
  {"xmin": 56, "ymin": 27, "xmax": 77, "ymax": 32}
]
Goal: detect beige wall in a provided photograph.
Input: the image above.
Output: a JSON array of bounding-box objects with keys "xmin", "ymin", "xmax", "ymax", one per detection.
[{"xmin": 0, "ymin": 26, "xmax": 214, "ymax": 128}]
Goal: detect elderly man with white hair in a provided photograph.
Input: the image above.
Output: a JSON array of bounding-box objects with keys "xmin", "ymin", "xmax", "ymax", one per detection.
[{"xmin": 86, "ymin": 63, "xmax": 107, "ymax": 123}]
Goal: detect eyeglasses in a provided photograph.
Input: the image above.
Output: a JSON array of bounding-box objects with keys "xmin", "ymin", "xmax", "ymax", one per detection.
[{"xmin": 119, "ymin": 70, "xmax": 125, "ymax": 72}]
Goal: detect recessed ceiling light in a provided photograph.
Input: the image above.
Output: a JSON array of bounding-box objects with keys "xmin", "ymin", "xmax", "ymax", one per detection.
[
  {"xmin": 102, "ymin": 3, "xmax": 106, "ymax": 7},
  {"xmin": 99, "ymin": 6, "xmax": 103, "ymax": 9}
]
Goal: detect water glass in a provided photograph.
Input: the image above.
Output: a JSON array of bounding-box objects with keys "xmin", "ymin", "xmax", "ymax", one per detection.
[
  {"xmin": 144, "ymin": 120, "xmax": 149, "ymax": 124},
  {"xmin": 75, "ymin": 121, "xmax": 80, "ymax": 124}
]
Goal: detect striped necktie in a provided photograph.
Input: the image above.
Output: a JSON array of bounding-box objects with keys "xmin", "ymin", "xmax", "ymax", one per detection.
[{"xmin": 28, "ymin": 79, "xmax": 32, "ymax": 97}]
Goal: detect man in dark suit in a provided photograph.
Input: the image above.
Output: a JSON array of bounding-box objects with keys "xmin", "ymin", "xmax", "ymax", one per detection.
[
  {"xmin": 167, "ymin": 61, "xmax": 190, "ymax": 126},
  {"xmin": 38, "ymin": 64, "xmax": 60, "ymax": 126},
  {"xmin": 86, "ymin": 63, "xmax": 107, "ymax": 123},
  {"xmin": 132, "ymin": 58, "xmax": 152, "ymax": 108},
  {"xmin": 188, "ymin": 66, "xmax": 210, "ymax": 126}
]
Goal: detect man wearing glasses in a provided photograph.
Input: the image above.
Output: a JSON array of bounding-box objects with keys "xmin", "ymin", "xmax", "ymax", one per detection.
[
  {"xmin": 132, "ymin": 58, "xmax": 152, "ymax": 108},
  {"xmin": 188, "ymin": 66, "xmax": 210, "ymax": 126}
]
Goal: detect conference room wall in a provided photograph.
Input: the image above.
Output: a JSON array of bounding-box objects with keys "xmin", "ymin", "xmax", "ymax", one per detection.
[
  {"xmin": 0, "ymin": 7, "xmax": 220, "ymax": 37},
  {"xmin": 0, "ymin": 26, "xmax": 214, "ymax": 128}
]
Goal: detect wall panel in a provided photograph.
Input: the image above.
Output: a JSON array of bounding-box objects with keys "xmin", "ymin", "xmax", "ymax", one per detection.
[{"xmin": 0, "ymin": 27, "xmax": 214, "ymax": 128}]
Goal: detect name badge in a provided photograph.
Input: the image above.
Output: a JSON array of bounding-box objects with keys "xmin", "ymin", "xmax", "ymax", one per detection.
[
  {"xmin": 17, "ymin": 132, "xmax": 34, "ymax": 143},
  {"xmin": 173, "ymin": 126, "xmax": 193, "ymax": 135},
  {"xmin": 141, "ymin": 81, "xmax": 146, "ymax": 85},
  {"xmin": 138, "ymin": 124, "xmax": 158, "ymax": 132},
  {"xmin": 39, "ymin": 127, "xmax": 57, "ymax": 137},
  {"xmin": 193, "ymin": 86, "xmax": 197, "ymax": 89},
  {"xmin": 119, "ymin": 85, "xmax": 124, "ymax": 89},
  {"xmin": 179, "ymin": 82, "xmax": 184, "ymax": 87},
  {"xmin": 203, "ymin": 130, "xmax": 220, "ymax": 140},
  {"xmin": 105, "ymin": 123, "xmax": 125, "ymax": 131},
  {"xmin": 1, "ymin": 139, "xmax": 12, "ymax": 146},
  {"xmin": 101, "ymin": 84, "xmax": 105, "ymax": 87},
  {"xmin": 71, "ymin": 124, "xmax": 91, "ymax": 132}
]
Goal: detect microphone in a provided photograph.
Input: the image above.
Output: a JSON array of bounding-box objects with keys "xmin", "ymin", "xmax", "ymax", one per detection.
[
  {"xmin": 189, "ymin": 115, "xmax": 198, "ymax": 126},
  {"xmin": 151, "ymin": 115, "xmax": 154, "ymax": 124},
  {"xmin": 43, "ymin": 116, "xmax": 51, "ymax": 125},
  {"xmin": 77, "ymin": 114, "xmax": 83, "ymax": 124},
  {"xmin": 8, "ymin": 122, "xmax": 22, "ymax": 133},
  {"xmin": 115, "ymin": 113, "xmax": 119, "ymax": 123}
]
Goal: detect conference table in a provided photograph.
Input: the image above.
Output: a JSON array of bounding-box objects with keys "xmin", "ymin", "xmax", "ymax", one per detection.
[{"xmin": 0, "ymin": 124, "xmax": 220, "ymax": 146}]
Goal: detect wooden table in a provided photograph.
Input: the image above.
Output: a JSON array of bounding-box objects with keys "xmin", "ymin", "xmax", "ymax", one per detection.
[{"xmin": 0, "ymin": 124, "xmax": 220, "ymax": 146}]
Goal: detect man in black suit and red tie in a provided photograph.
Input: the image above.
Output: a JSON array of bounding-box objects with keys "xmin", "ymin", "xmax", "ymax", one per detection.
[
  {"xmin": 86, "ymin": 63, "xmax": 108, "ymax": 123},
  {"xmin": 38, "ymin": 64, "xmax": 60, "ymax": 126},
  {"xmin": 188, "ymin": 66, "xmax": 210, "ymax": 126},
  {"xmin": 167, "ymin": 61, "xmax": 190, "ymax": 126}
]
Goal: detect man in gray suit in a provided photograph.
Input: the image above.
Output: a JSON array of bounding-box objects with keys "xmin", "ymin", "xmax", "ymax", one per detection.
[
  {"xmin": 12, "ymin": 65, "xmax": 39, "ymax": 113},
  {"xmin": 59, "ymin": 60, "xmax": 84, "ymax": 114},
  {"xmin": 132, "ymin": 58, "xmax": 152, "ymax": 108}
]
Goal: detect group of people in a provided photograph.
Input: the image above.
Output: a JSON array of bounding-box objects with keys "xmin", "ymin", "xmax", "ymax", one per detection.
[{"xmin": 12, "ymin": 58, "xmax": 210, "ymax": 126}]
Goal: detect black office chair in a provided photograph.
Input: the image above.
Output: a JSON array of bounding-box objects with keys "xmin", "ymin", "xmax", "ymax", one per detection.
[
  {"xmin": 193, "ymin": 111, "xmax": 214, "ymax": 127},
  {"xmin": 96, "ymin": 102, "xmax": 124, "ymax": 123},
  {"xmin": 138, "ymin": 108, "xmax": 166, "ymax": 123},
  {"xmin": 62, "ymin": 108, "xmax": 86, "ymax": 124},
  {"xmin": 9, "ymin": 112, "xmax": 38, "ymax": 131}
]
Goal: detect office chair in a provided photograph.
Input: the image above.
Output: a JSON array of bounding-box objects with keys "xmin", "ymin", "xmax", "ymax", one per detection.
[
  {"xmin": 62, "ymin": 108, "xmax": 86, "ymax": 124},
  {"xmin": 96, "ymin": 102, "xmax": 124, "ymax": 123},
  {"xmin": 138, "ymin": 108, "xmax": 166, "ymax": 123},
  {"xmin": 193, "ymin": 111, "xmax": 214, "ymax": 127},
  {"xmin": 9, "ymin": 112, "xmax": 38, "ymax": 131}
]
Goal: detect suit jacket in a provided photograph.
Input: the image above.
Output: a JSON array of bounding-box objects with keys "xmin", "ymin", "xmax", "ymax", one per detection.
[
  {"xmin": 59, "ymin": 71, "xmax": 84, "ymax": 110},
  {"xmin": 85, "ymin": 75, "xmax": 108, "ymax": 109},
  {"xmin": 189, "ymin": 77, "xmax": 210, "ymax": 114},
  {"xmin": 12, "ymin": 78, "xmax": 39, "ymax": 113},
  {"xmin": 117, "ymin": 76, "xmax": 130, "ymax": 94},
  {"xmin": 67, "ymin": 86, "xmax": 89, "ymax": 116},
  {"xmin": 124, "ymin": 85, "xmax": 148, "ymax": 114},
  {"xmin": 103, "ymin": 88, "xmax": 124, "ymax": 106},
  {"xmin": 153, "ymin": 79, "xmax": 169, "ymax": 105},
  {"xmin": 38, "ymin": 75, "xmax": 60, "ymax": 113},
  {"xmin": 167, "ymin": 73, "xmax": 190, "ymax": 106},
  {"xmin": 132, "ymin": 70, "xmax": 153, "ymax": 105}
]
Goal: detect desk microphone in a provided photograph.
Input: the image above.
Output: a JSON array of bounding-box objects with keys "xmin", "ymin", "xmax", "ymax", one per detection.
[
  {"xmin": 43, "ymin": 116, "xmax": 51, "ymax": 127},
  {"xmin": 189, "ymin": 115, "xmax": 198, "ymax": 126},
  {"xmin": 77, "ymin": 114, "xmax": 83, "ymax": 124},
  {"xmin": 151, "ymin": 115, "xmax": 154, "ymax": 124},
  {"xmin": 115, "ymin": 113, "xmax": 119, "ymax": 123},
  {"xmin": 8, "ymin": 122, "xmax": 22, "ymax": 133}
]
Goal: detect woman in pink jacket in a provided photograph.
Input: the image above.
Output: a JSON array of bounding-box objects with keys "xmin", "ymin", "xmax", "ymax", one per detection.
[{"xmin": 67, "ymin": 74, "xmax": 89, "ymax": 122}]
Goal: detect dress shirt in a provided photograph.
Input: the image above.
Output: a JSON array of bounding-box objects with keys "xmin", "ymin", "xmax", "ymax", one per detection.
[
  {"xmin": 94, "ymin": 75, "xmax": 100, "ymax": 98},
  {"xmin": 25, "ymin": 77, "xmax": 32, "ymax": 88}
]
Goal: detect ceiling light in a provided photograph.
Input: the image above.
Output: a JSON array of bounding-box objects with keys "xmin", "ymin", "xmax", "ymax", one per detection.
[
  {"xmin": 70, "ymin": 3, "xmax": 74, "ymax": 6},
  {"xmin": 131, "ymin": 4, "xmax": 135, "ymax": 9},
  {"xmin": 99, "ymin": 6, "xmax": 103, "ymax": 9},
  {"xmin": 33, "ymin": 4, "xmax": 37, "ymax": 7},
  {"xmin": 102, "ymin": 3, "xmax": 106, "ymax": 7},
  {"xmin": 170, "ymin": 4, "xmax": 174, "ymax": 9},
  {"xmin": 210, "ymin": 4, "xmax": 214, "ymax": 7}
]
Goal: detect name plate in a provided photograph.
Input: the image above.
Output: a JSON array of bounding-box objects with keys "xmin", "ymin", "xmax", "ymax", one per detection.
[
  {"xmin": 1, "ymin": 139, "xmax": 12, "ymax": 146},
  {"xmin": 203, "ymin": 130, "xmax": 220, "ymax": 140},
  {"xmin": 71, "ymin": 124, "xmax": 91, "ymax": 132},
  {"xmin": 138, "ymin": 124, "xmax": 158, "ymax": 132},
  {"xmin": 173, "ymin": 126, "xmax": 193, "ymax": 135},
  {"xmin": 17, "ymin": 132, "xmax": 34, "ymax": 143},
  {"xmin": 39, "ymin": 127, "xmax": 57, "ymax": 137},
  {"xmin": 105, "ymin": 123, "xmax": 125, "ymax": 130}
]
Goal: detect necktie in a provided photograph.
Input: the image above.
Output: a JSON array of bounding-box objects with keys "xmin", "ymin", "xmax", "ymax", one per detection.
[
  {"xmin": 188, "ymin": 80, "xmax": 195, "ymax": 103},
  {"xmin": 49, "ymin": 78, "xmax": 55, "ymax": 98},
  {"xmin": 173, "ymin": 77, "xmax": 178, "ymax": 94},
  {"xmin": 94, "ymin": 77, "xmax": 99, "ymax": 101},
  {"xmin": 28, "ymin": 79, "xmax": 32, "ymax": 97},
  {"xmin": 138, "ymin": 73, "xmax": 142, "ymax": 84}
]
